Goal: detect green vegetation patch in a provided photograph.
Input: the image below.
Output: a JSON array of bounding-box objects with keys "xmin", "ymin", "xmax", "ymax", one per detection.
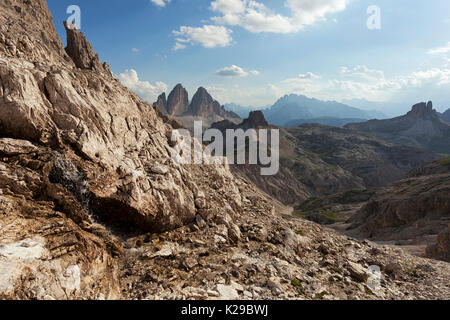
[{"xmin": 436, "ymin": 158, "xmax": 450, "ymax": 166}]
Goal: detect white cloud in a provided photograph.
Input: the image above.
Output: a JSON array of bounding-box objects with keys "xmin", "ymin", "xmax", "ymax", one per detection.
[
  {"xmin": 215, "ymin": 65, "xmax": 450, "ymax": 106},
  {"xmin": 150, "ymin": 0, "xmax": 171, "ymax": 7},
  {"xmin": 118, "ymin": 69, "xmax": 167, "ymax": 102},
  {"xmin": 215, "ymin": 65, "xmax": 260, "ymax": 77},
  {"xmin": 173, "ymin": 42, "xmax": 187, "ymax": 51},
  {"xmin": 131, "ymin": 48, "xmax": 139, "ymax": 53},
  {"xmin": 173, "ymin": 25, "xmax": 233, "ymax": 49},
  {"xmin": 296, "ymin": 72, "xmax": 321, "ymax": 80},
  {"xmin": 428, "ymin": 42, "xmax": 450, "ymax": 55},
  {"xmin": 280, "ymin": 65, "xmax": 450, "ymax": 102},
  {"xmin": 210, "ymin": 0, "xmax": 246, "ymax": 15},
  {"xmin": 210, "ymin": 0, "xmax": 350, "ymax": 33}
]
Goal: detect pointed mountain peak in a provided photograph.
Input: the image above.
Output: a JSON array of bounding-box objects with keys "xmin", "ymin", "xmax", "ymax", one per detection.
[
  {"xmin": 192, "ymin": 87, "xmax": 213, "ymax": 101},
  {"xmin": 154, "ymin": 92, "xmax": 168, "ymax": 114},
  {"xmin": 167, "ymin": 84, "xmax": 189, "ymax": 116}
]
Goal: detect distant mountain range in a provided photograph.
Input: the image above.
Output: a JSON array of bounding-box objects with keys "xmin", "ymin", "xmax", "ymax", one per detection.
[
  {"xmin": 347, "ymin": 102, "xmax": 450, "ymax": 154},
  {"xmin": 263, "ymin": 95, "xmax": 386, "ymax": 126},
  {"xmin": 225, "ymin": 95, "xmax": 386, "ymax": 127},
  {"xmin": 285, "ymin": 117, "xmax": 366, "ymax": 127}
]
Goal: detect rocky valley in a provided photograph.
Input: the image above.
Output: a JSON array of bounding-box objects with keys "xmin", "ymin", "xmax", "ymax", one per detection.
[{"xmin": 0, "ymin": 0, "xmax": 449, "ymax": 301}]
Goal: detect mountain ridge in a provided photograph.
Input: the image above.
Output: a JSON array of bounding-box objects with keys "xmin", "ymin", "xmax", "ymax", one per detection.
[
  {"xmin": 346, "ymin": 102, "xmax": 450, "ymax": 154},
  {"xmin": 262, "ymin": 94, "xmax": 385, "ymax": 126}
]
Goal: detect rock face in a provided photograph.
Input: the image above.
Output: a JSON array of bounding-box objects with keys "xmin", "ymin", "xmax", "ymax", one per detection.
[
  {"xmin": 166, "ymin": 84, "xmax": 189, "ymax": 116},
  {"xmin": 154, "ymin": 92, "xmax": 167, "ymax": 115},
  {"xmin": 63, "ymin": 21, "xmax": 110, "ymax": 74},
  {"xmin": 0, "ymin": 0, "xmax": 243, "ymax": 299},
  {"xmin": 1, "ymin": 1, "xmax": 244, "ymax": 234},
  {"xmin": 239, "ymin": 111, "xmax": 269, "ymax": 129},
  {"xmin": 288, "ymin": 124, "xmax": 438, "ymax": 189},
  {"xmin": 426, "ymin": 225, "xmax": 450, "ymax": 262},
  {"xmin": 0, "ymin": 138, "xmax": 121, "ymax": 299},
  {"xmin": 347, "ymin": 159, "xmax": 450, "ymax": 249},
  {"xmin": 346, "ymin": 102, "xmax": 450, "ymax": 154}
]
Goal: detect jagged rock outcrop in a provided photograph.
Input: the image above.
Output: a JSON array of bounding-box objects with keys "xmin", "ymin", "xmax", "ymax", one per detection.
[
  {"xmin": 408, "ymin": 101, "xmax": 436, "ymax": 119},
  {"xmin": 63, "ymin": 21, "xmax": 111, "ymax": 75},
  {"xmin": 211, "ymin": 110, "xmax": 269, "ymax": 131},
  {"xmin": 154, "ymin": 92, "xmax": 167, "ymax": 115},
  {"xmin": 346, "ymin": 102, "xmax": 450, "ymax": 154},
  {"xmin": 240, "ymin": 111, "xmax": 269, "ymax": 129},
  {"xmin": 166, "ymin": 84, "xmax": 189, "ymax": 116}
]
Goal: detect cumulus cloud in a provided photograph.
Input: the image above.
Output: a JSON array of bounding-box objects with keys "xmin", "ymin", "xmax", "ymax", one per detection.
[
  {"xmin": 428, "ymin": 42, "xmax": 450, "ymax": 55},
  {"xmin": 131, "ymin": 48, "xmax": 139, "ymax": 53},
  {"xmin": 280, "ymin": 65, "xmax": 450, "ymax": 102},
  {"xmin": 118, "ymin": 69, "xmax": 167, "ymax": 102},
  {"xmin": 210, "ymin": 0, "xmax": 350, "ymax": 33},
  {"xmin": 150, "ymin": 0, "xmax": 171, "ymax": 7},
  {"xmin": 215, "ymin": 65, "xmax": 260, "ymax": 77},
  {"xmin": 173, "ymin": 25, "xmax": 233, "ymax": 49}
]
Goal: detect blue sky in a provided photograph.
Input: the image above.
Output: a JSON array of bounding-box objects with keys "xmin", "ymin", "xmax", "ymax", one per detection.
[{"xmin": 47, "ymin": 0, "xmax": 450, "ymax": 113}]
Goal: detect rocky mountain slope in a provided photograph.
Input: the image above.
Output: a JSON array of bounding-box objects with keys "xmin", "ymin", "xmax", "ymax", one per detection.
[
  {"xmin": 294, "ymin": 159, "xmax": 450, "ymax": 262},
  {"xmin": 212, "ymin": 112, "xmax": 437, "ymax": 205},
  {"xmin": 154, "ymin": 85, "xmax": 240, "ymax": 130},
  {"xmin": 0, "ymin": 0, "xmax": 449, "ymax": 300},
  {"xmin": 346, "ymin": 102, "xmax": 450, "ymax": 154},
  {"xmin": 348, "ymin": 159, "xmax": 450, "ymax": 262},
  {"xmin": 438, "ymin": 108, "xmax": 450, "ymax": 123}
]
